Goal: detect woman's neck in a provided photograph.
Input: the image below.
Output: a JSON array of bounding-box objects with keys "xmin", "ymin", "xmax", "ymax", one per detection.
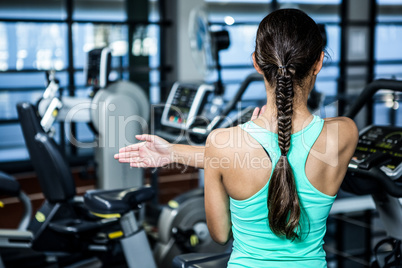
[{"xmin": 254, "ymin": 96, "xmax": 313, "ymax": 134}]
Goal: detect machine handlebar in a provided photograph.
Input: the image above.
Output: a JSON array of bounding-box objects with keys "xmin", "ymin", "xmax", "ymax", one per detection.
[
  {"xmin": 344, "ymin": 79, "xmax": 402, "ymax": 119},
  {"xmin": 347, "ymin": 166, "xmax": 402, "ymax": 198}
]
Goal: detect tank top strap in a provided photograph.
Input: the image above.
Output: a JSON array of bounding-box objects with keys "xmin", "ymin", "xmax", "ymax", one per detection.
[
  {"xmin": 288, "ymin": 115, "xmax": 324, "ymax": 161},
  {"xmin": 239, "ymin": 115, "xmax": 324, "ymax": 167},
  {"xmin": 239, "ymin": 122, "xmax": 281, "ymax": 165},
  {"xmin": 288, "ymin": 115, "xmax": 324, "ymax": 175}
]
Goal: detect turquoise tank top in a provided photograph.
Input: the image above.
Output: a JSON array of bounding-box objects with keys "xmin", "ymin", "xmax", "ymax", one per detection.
[{"xmin": 228, "ymin": 115, "xmax": 335, "ymax": 268}]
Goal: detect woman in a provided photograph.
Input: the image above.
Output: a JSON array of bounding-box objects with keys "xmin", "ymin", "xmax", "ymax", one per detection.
[{"xmin": 115, "ymin": 9, "xmax": 358, "ymax": 267}]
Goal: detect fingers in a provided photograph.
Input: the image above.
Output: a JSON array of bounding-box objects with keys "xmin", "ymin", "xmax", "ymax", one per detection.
[
  {"xmin": 115, "ymin": 153, "xmax": 148, "ymax": 167},
  {"xmin": 114, "ymin": 144, "xmax": 142, "ymax": 159},
  {"xmin": 128, "ymin": 157, "xmax": 155, "ymax": 168},
  {"xmin": 250, "ymin": 105, "xmax": 267, "ymax": 121},
  {"xmin": 114, "ymin": 151, "xmax": 139, "ymax": 161},
  {"xmin": 259, "ymin": 105, "xmax": 267, "ymax": 116},
  {"xmin": 135, "ymin": 134, "xmax": 154, "ymax": 142},
  {"xmin": 251, "ymin": 107, "xmax": 260, "ymax": 121},
  {"xmin": 115, "ymin": 142, "xmax": 146, "ymax": 156}
]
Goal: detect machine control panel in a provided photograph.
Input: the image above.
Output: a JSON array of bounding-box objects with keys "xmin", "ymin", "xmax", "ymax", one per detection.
[
  {"xmin": 349, "ymin": 125, "xmax": 402, "ymax": 180},
  {"xmin": 84, "ymin": 47, "xmax": 111, "ymax": 89},
  {"xmin": 161, "ymin": 82, "xmax": 214, "ymax": 130}
]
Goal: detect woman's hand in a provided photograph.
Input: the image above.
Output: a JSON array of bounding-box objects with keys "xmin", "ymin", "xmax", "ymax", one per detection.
[
  {"xmin": 114, "ymin": 134, "xmax": 173, "ymax": 168},
  {"xmin": 250, "ymin": 105, "xmax": 266, "ymax": 121}
]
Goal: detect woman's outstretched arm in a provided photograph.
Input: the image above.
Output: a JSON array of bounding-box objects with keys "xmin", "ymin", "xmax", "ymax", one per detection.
[
  {"xmin": 114, "ymin": 106, "xmax": 266, "ymax": 169},
  {"xmin": 114, "ymin": 134, "xmax": 205, "ymax": 168}
]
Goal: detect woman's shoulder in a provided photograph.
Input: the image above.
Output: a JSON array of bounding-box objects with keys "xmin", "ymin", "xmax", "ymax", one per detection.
[
  {"xmin": 323, "ymin": 116, "xmax": 357, "ymax": 127},
  {"xmin": 323, "ymin": 116, "xmax": 358, "ymax": 139},
  {"xmin": 205, "ymin": 126, "xmax": 254, "ymax": 155},
  {"xmin": 322, "ymin": 116, "xmax": 359, "ymax": 154},
  {"xmin": 309, "ymin": 117, "xmax": 359, "ymax": 192}
]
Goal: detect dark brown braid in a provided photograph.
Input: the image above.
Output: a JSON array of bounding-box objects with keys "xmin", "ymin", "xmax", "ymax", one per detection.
[
  {"xmin": 268, "ymin": 66, "xmax": 301, "ymax": 240},
  {"xmin": 254, "ymin": 9, "xmax": 324, "ymax": 240},
  {"xmin": 275, "ymin": 67, "xmax": 293, "ymax": 157}
]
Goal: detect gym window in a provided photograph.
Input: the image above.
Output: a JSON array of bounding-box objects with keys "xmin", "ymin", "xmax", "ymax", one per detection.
[{"xmin": 0, "ymin": 0, "xmax": 163, "ymax": 172}]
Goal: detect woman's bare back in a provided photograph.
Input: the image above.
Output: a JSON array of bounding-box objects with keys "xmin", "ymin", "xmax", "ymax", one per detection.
[{"xmin": 207, "ymin": 116, "xmax": 358, "ymax": 201}]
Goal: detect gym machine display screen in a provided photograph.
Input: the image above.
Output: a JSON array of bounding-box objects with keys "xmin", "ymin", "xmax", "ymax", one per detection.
[
  {"xmin": 161, "ymin": 83, "xmax": 214, "ymax": 130},
  {"xmin": 349, "ymin": 125, "xmax": 402, "ymax": 180},
  {"xmin": 84, "ymin": 47, "xmax": 111, "ymax": 89}
]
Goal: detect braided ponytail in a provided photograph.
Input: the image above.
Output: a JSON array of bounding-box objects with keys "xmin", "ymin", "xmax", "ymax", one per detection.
[
  {"xmin": 268, "ymin": 65, "xmax": 301, "ymax": 240},
  {"xmin": 253, "ymin": 9, "xmax": 324, "ymax": 240}
]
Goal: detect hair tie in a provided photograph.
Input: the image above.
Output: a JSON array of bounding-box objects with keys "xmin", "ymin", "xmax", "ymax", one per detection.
[
  {"xmin": 278, "ymin": 65, "xmax": 286, "ymax": 69},
  {"xmin": 281, "ymin": 152, "xmax": 287, "ymax": 157}
]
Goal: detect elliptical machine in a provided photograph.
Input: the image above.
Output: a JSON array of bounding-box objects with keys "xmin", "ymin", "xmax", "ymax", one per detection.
[
  {"xmin": 341, "ymin": 79, "xmax": 402, "ymax": 268},
  {"xmin": 37, "ymin": 47, "xmax": 150, "ymax": 190}
]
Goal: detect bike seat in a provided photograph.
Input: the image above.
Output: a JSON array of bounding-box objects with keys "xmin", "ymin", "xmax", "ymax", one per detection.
[
  {"xmin": 172, "ymin": 252, "xmax": 231, "ymax": 268},
  {"xmin": 84, "ymin": 186, "xmax": 155, "ymax": 217},
  {"xmin": 0, "ymin": 171, "xmax": 21, "ymax": 197}
]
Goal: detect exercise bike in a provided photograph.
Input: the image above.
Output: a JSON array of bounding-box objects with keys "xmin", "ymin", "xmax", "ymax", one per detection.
[
  {"xmin": 172, "ymin": 79, "xmax": 402, "ymax": 268},
  {"xmin": 0, "ymin": 171, "xmax": 34, "ymax": 267},
  {"xmin": 0, "ymin": 102, "xmax": 156, "ymax": 268}
]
